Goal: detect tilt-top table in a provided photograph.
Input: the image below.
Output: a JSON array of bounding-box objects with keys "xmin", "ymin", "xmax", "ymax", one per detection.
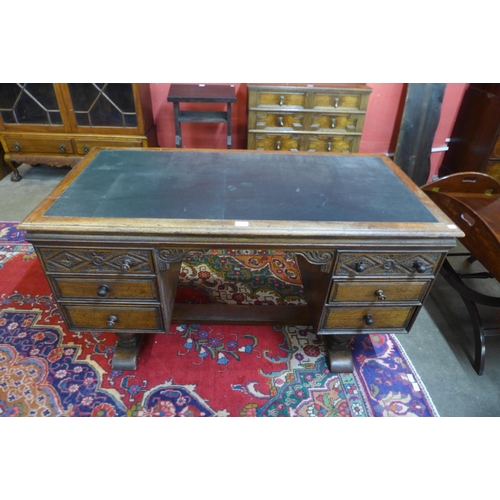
[{"xmin": 19, "ymin": 148, "xmax": 462, "ymax": 372}]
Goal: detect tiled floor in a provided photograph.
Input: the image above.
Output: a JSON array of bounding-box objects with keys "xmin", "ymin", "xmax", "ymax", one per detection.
[{"xmin": 1, "ymin": 163, "xmax": 499, "ymax": 416}]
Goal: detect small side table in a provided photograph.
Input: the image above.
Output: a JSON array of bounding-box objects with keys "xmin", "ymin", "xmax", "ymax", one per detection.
[{"xmin": 167, "ymin": 84, "xmax": 237, "ymax": 149}]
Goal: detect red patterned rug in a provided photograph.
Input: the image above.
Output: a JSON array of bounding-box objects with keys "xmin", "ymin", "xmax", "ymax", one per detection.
[{"xmin": 0, "ymin": 222, "xmax": 438, "ymax": 417}]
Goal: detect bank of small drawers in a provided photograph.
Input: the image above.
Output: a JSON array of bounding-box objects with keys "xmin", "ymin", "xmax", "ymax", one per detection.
[
  {"xmin": 38, "ymin": 247, "xmax": 163, "ymax": 333},
  {"xmin": 247, "ymin": 84, "xmax": 371, "ymax": 152},
  {"xmin": 320, "ymin": 251, "xmax": 444, "ymax": 335}
]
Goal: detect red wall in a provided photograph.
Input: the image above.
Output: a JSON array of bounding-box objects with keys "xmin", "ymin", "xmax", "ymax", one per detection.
[{"xmin": 149, "ymin": 83, "xmax": 468, "ymax": 183}]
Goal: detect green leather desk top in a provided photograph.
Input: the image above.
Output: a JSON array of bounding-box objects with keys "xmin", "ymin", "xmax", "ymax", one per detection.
[{"xmin": 44, "ymin": 149, "xmax": 437, "ymax": 224}]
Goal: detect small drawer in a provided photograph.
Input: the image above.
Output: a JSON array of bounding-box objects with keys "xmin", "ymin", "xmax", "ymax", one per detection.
[
  {"xmin": 60, "ymin": 304, "xmax": 163, "ymax": 332},
  {"xmin": 250, "ymin": 133, "xmax": 302, "ymax": 151},
  {"xmin": 310, "ymin": 113, "xmax": 363, "ymax": 134},
  {"xmin": 50, "ymin": 276, "xmax": 159, "ymax": 300},
  {"xmin": 311, "ymin": 92, "xmax": 364, "ymax": 111},
  {"xmin": 38, "ymin": 247, "xmax": 155, "ymax": 275},
  {"xmin": 306, "ymin": 135, "xmax": 360, "ymax": 153},
  {"xmin": 329, "ymin": 279, "xmax": 429, "ymax": 304},
  {"xmin": 250, "ymin": 112, "xmax": 305, "ymax": 131},
  {"xmin": 5, "ymin": 136, "xmax": 74, "ymax": 154},
  {"xmin": 253, "ymin": 91, "xmax": 306, "ymax": 109},
  {"xmin": 74, "ymin": 139, "xmax": 143, "ymax": 155},
  {"xmin": 334, "ymin": 252, "xmax": 442, "ymax": 277},
  {"xmin": 322, "ymin": 305, "xmax": 417, "ymax": 331}
]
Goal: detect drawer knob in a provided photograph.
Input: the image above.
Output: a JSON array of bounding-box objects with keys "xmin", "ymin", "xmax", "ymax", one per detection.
[
  {"xmin": 375, "ymin": 289, "xmax": 386, "ymax": 301},
  {"xmin": 84, "ymin": 144, "xmax": 89, "ymax": 154},
  {"xmin": 107, "ymin": 315, "xmax": 118, "ymax": 328},
  {"xmin": 364, "ymin": 314, "xmax": 374, "ymax": 325},
  {"xmin": 275, "ymin": 140, "xmax": 281, "ymax": 151},
  {"xmin": 334, "ymin": 97, "xmax": 340, "ymax": 108},
  {"xmin": 60, "ymin": 143, "xmax": 66, "ymax": 153},
  {"xmin": 277, "ymin": 116, "xmax": 284, "ymax": 127},
  {"xmin": 97, "ymin": 284, "xmax": 109, "ymax": 297},
  {"xmin": 279, "ymin": 95, "xmax": 285, "ymax": 106},
  {"xmin": 331, "ymin": 118, "xmax": 337, "ymax": 128},
  {"xmin": 355, "ymin": 262, "xmax": 366, "ymax": 273},
  {"xmin": 121, "ymin": 259, "xmax": 132, "ymax": 271},
  {"xmin": 14, "ymin": 141, "xmax": 20, "ymax": 152},
  {"xmin": 327, "ymin": 141, "xmax": 332, "ymax": 152},
  {"xmin": 414, "ymin": 260, "xmax": 427, "ymax": 273}
]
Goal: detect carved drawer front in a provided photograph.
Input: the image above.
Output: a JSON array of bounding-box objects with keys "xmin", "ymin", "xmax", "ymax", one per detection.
[
  {"xmin": 74, "ymin": 138, "xmax": 143, "ymax": 155},
  {"xmin": 251, "ymin": 133, "xmax": 302, "ymax": 151},
  {"xmin": 5, "ymin": 136, "xmax": 74, "ymax": 154},
  {"xmin": 312, "ymin": 92, "xmax": 365, "ymax": 111},
  {"xmin": 250, "ymin": 112, "xmax": 305, "ymax": 131},
  {"xmin": 322, "ymin": 306, "xmax": 417, "ymax": 331},
  {"xmin": 253, "ymin": 91, "xmax": 306, "ymax": 109},
  {"xmin": 328, "ymin": 279, "xmax": 429, "ymax": 304},
  {"xmin": 310, "ymin": 113, "xmax": 363, "ymax": 134},
  {"xmin": 306, "ymin": 135, "xmax": 359, "ymax": 153},
  {"xmin": 50, "ymin": 276, "xmax": 158, "ymax": 300},
  {"xmin": 334, "ymin": 252, "xmax": 442, "ymax": 277},
  {"xmin": 38, "ymin": 248, "xmax": 155, "ymax": 275},
  {"xmin": 60, "ymin": 304, "xmax": 163, "ymax": 332}
]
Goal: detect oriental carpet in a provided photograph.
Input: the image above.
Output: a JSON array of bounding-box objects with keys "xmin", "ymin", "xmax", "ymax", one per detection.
[{"xmin": 0, "ymin": 222, "xmax": 438, "ymax": 417}]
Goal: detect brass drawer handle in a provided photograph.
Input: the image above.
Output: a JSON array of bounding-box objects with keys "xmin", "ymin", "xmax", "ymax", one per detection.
[
  {"xmin": 277, "ymin": 116, "xmax": 284, "ymax": 127},
  {"xmin": 375, "ymin": 289, "xmax": 386, "ymax": 301},
  {"xmin": 331, "ymin": 118, "xmax": 336, "ymax": 128},
  {"xmin": 364, "ymin": 314, "xmax": 374, "ymax": 325},
  {"xmin": 60, "ymin": 143, "xmax": 66, "ymax": 153},
  {"xmin": 333, "ymin": 97, "xmax": 340, "ymax": 108},
  {"xmin": 279, "ymin": 95, "xmax": 285, "ymax": 106},
  {"xmin": 414, "ymin": 260, "xmax": 427, "ymax": 273},
  {"xmin": 107, "ymin": 315, "xmax": 118, "ymax": 328},
  {"xmin": 14, "ymin": 141, "xmax": 21, "ymax": 152},
  {"xmin": 275, "ymin": 140, "xmax": 281, "ymax": 151},
  {"xmin": 97, "ymin": 284, "xmax": 109, "ymax": 297}
]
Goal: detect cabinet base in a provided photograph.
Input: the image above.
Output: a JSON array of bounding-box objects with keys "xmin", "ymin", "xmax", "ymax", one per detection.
[
  {"xmin": 112, "ymin": 333, "xmax": 144, "ymax": 371},
  {"xmin": 323, "ymin": 334, "xmax": 354, "ymax": 373}
]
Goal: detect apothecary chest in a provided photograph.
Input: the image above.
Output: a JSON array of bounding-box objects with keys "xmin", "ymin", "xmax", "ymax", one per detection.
[{"xmin": 247, "ymin": 84, "xmax": 371, "ymax": 152}]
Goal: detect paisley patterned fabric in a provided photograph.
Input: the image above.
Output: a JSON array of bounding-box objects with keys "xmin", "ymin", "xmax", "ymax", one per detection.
[{"xmin": 0, "ymin": 222, "xmax": 438, "ymax": 417}]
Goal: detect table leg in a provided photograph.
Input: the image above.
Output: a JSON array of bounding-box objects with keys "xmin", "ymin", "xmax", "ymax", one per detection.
[
  {"xmin": 323, "ymin": 334, "xmax": 354, "ymax": 373},
  {"xmin": 173, "ymin": 102, "xmax": 182, "ymax": 148},
  {"xmin": 112, "ymin": 333, "xmax": 144, "ymax": 371}
]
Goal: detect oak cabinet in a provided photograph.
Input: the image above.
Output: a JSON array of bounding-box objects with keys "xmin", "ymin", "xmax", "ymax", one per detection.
[
  {"xmin": 247, "ymin": 84, "xmax": 371, "ymax": 152},
  {"xmin": 0, "ymin": 83, "xmax": 157, "ymax": 181}
]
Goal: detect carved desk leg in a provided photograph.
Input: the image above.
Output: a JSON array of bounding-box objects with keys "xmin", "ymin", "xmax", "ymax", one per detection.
[
  {"xmin": 112, "ymin": 333, "xmax": 144, "ymax": 371},
  {"xmin": 323, "ymin": 334, "xmax": 354, "ymax": 373}
]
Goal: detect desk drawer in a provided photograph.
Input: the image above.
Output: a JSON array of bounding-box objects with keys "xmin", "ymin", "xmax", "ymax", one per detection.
[
  {"xmin": 39, "ymin": 247, "xmax": 155, "ymax": 275},
  {"xmin": 5, "ymin": 136, "xmax": 74, "ymax": 154},
  {"xmin": 50, "ymin": 276, "xmax": 158, "ymax": 300},
  {"xmin": 328, "ymin": 279, "xmax": 429, "ymax": 304},
  {"xmin": 61, "ymin": 304, "xmax": 163, "ymax": 332},
  {"xmin": 334, "ymin": 252, "xmax": 442, "ymax": 277},
  {"xmin": 74, "ymin": 138, "xmax": 143, "ymax": 154},
  {"xmin": 322, "ymin": 305, "xmax": 417, "ymax": 331}
]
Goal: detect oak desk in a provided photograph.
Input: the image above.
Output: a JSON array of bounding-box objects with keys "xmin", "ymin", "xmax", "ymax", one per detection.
[{"xmin": 19, "ymin": 148, "xmax": 462, "ymax": 372}]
